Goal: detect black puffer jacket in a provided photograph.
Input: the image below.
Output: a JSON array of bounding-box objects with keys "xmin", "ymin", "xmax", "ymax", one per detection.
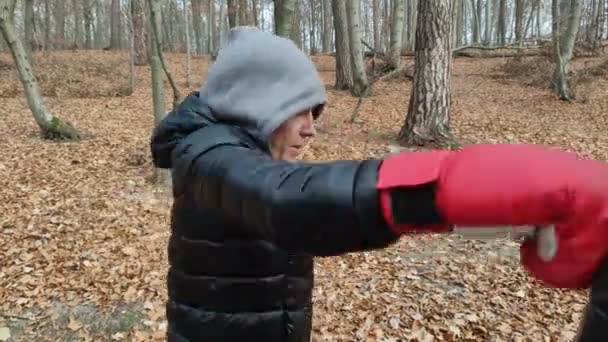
[
  {"xmin": 150, "ymin": 28, "xmax": 401, "ymax": 342},
  {"xmin": 575, "ymin": 257, "xmax": 608, "ymax": 342}
]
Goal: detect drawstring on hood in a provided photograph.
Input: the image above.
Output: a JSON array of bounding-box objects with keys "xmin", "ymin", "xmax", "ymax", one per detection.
[{"xmin": 151, "ymin": 27, "xmax": 327, "ymax": 169}]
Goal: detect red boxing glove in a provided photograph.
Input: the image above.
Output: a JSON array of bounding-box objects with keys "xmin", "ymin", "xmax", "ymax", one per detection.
[
  {"xmin": 377, "ymin": 144, "xmax": 608, "ymax": 288},
  {"xmin": 520, "ymin": 157, "xmax": 608, "ymax": 288}
]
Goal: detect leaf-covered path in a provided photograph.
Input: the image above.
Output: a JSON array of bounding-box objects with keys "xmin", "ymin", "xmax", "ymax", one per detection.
[{"xmin": 1, "ymin": 51, "xmax": 606, "ymax": 341}]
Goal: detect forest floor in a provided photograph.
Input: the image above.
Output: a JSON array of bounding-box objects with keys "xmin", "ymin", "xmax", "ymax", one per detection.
[{"xmin": 0, "ymin": 50, "xmax": 607, "ymax": 342}]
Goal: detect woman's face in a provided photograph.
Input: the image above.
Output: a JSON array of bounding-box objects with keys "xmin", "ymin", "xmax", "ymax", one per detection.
[{"xmin": 270, "ymin": 109, "xmax": 317, "ymax": 161}]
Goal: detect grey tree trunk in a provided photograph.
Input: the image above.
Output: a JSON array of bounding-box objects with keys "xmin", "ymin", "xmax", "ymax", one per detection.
[
  {"xmin": 552, "ymin": 0, "xmax": 582, "ymax": 101},
  {"xmin": 0, "ymin": 0, "xmax": 81, "ymax": 140},
  {"xmin": 127, "ymin": 3, "xmax": 136, "ymax": 94},
  {"xmin": 274, "ymin": 0, "xmax": 297, "ymax": 38},
  {"xmin": 191, "ymin": 0, "xmax": 203, "ymax": 54},
  {"xmin": 238, "ymin": 0, "xmax": 248, "ymax": 26},
  {"xmin": 252, "ymin": 0, "xmax": 259, "ymax": 27},
  {"xmin": 399, "ymin": 0, "xmax": 454, "ymax": 147},
  {"xmin": 346, "ymin": 0, "xmax": 368, "ymax": 96},
  {"xmin": 389, "ymin": 0, "xmax": 404, "ymax": 68},
  {"xmin": 485, "ymin": 0, "xmax": 493, "ymax": 45},
  {"xmin": 73, "ymin": 0, "xmax": 83, "ymax": 48},
  {"xmin": 227, "ymin": 0, "xmax": 237, "ymax": 27},
  {"xmin": 372, "ymin": 0, "xmax": 381, "ymax": 51},
  {"xmin": 132, "ymin": 0, "xmax": 148, "ymax": 64},
  {"xmin": 514, "ymin": 0, "xmax": 526, "ymax": 44},
  {"xmin": 208, "ymin": 0, "xmax": 215, "ymax": 53},
  {"xmin": 148, "ymin": 0, "xmax": 171, "ymax": 188},
  {"xmin": 471, "ymin": 0, "xmax": 480, "ymax": 43},
  {"xmin": 23, "ymin": 0, "xmax": 33, "ymax": 59},
  {"xmin": 497, "ymin": 0, "xmax": 506, "ymax": 44},
  {"xmin": 95, "ymin": 0, "xmax": 104, "ymax": 48},
  {"xmin": 110, "ymin": 0, "xmax": 122, "ymax": 48},
  {"xmin": 184, "ymin": 0, "xmax": 192, "ymax": 87},
  {"xmin": 331, "ymin": 0, "xmax": 353, "ymax": 90},
  {"xmin": 455, "ymin": 0, "xmax": 464, "ymax": 46},
  {"xmin": 43, "ymin": 0, "xmax": 50, "ymax": 49},
  {"xmin": 309, "ymin": 0, "xmax": 316, "ymax": 52},
  {"xmin": 148, "ymin": 0, "xmax": 182, "ymax": 108},
  {"xmin": 83, "ymin": 0, "xmax": 94, "ymax": 48},
  {"xmin": 54, "ymin": 0, "xmax": 65, "ymax": 48},
  {"xmin": 322, "ymin": 0, "xmax": 332, "ymax": 52}
]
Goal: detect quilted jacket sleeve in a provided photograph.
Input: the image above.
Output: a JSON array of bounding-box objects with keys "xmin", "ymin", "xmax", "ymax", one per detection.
[{"xmin": 170, "ymin": 124, "xmax": 399, "ymax": 256}]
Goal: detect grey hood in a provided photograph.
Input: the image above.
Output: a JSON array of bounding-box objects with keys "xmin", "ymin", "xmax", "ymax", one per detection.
[
  {"xmin": 150, "ymin": 27, "xmax": 327, "ymax": 169},
  {"xmin": 201, "ymin": 27, "xmax": 327, "ymax": 141}
]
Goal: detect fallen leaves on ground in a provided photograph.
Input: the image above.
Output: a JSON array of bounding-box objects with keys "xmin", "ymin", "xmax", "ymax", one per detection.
[{"xmin": 0, "ymin": 50, "xmax": 606, "ymax": 341}]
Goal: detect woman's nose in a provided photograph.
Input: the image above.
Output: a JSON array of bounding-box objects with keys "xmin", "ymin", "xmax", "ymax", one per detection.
[{"xmin": 301, "ymin": 113, "xmax": 316, "ymax": 137}]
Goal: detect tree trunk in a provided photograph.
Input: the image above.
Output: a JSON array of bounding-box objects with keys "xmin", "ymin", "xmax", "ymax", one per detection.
[
  {"xmin": 44, "ymin": 0, "xmax": 50, "ymax": 49},
  {"xmin": 227, "ymin": 0, "xmax": 237, "ymax": 27},
  {"xmin": 218, "ymin": 0, "xmax": 226, "ymax": 47},
  {"xmin": 309, "ymin": 0, "xmax": 316, "ymax": 53},
  {"xmin": 372, "ymin": 0, "xmax": 381, "ymax": 51},
  {"xmin": 54, "ymin": 0, "xmax": 65, "ymax": 48},
  {"xmin": 239, "ymin": 0, "xmax": 248, "ymax": 25},
  {"xmin": 514, "ymin": 0, "xmax": 526, "ymax": 44},
  {"xmin": 389, "ymin": 0, "xmax": 405, "ymax": 68},
  {"xmin": 95, "ymin": 0, "xmax": 104, "ymax": 48},
  {"xmin": 346, "ymin": 0, "xmax": 368, "ymax": 96},
  {"xmin": 191, "ymin": 0, "xmax": 203, "ymax": 54},
  {"xmin": 147, "ymin": 0, "xmax": 182, "ymax": 108},
  {"xmin": 398, "ymin": 0, "xmax": 454, "ymax": 147},
  {"xmin": 332, "ymin": 0, "xmax": 353, "ymax": 90},
  {"xmin": 497, "ymin": 0, "xmax": 506, "ymax": 44},
  {"xmin": 83, "ymin": 0, "xmax": 94, "ymax": 49},
  {"xmin": 110, "ymin": 0, "xmax": 121, "ymax": 48},
  {"xmin": 485, "ymin": 0, "xmax": 493, "ymax": 45},
  {"xmin": 0, "ymin": 0, "xmax": 81, "ymax": 140},
  {"xmin": 128, "ymin": 2, "xmax": 136, "ymax": 94},
  {"xmin": 148, "ymin": 0, "xmax": 171, "ymax": 188},
  {"xmin": 184, "ymin": 0, "xmax": 192, "ymax": 87},
  {"xmin": 274, "ymin": 0, "xmax": 297, "ymax": 38},
  {"xmin": 291, "ymin": 0, "xmax": 302, "ymax": 47},
  {"xmin": 552, "ymin": 0, "xmax": 582, "ymax": 101},
  {"xmin": 471, "ymin": 0, "xmax": 480, "ymax": 43},
  {"xmin": 252, "ymin": 0, "xmax": 259, "ymax": 27},
  {"xmin": 131, "ymin": 0, "xmax": 148, "ymax": 64},
  {"xmin": 455, "ymin": 0, "xmax": 464, "ymax": 46},
  {"xmin": 23, "ymin": 0, "xmax": 33, "ymax": 59},
  {"xmin": 73, "ymin": 0, "xmax": 83, "ymax": 48},
  {"xmin": 208, "ymin": 0, "xmax": 215, "ymax": 53},
  {"xmin": 322, "ymin": 0, "xmax": 332, "ymax": 52}
]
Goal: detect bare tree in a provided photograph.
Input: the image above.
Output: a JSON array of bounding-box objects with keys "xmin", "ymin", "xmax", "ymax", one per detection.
[
  {"xmin": 346, "ymin": 0, "xmax": 368, "ymax": 96},
  {"xmin": 147, "ymin": 0, "xmax": 182, "ymax": 108},
  {"xmin": 552, "ymin": 0, "xmax": 582, "ymax": 101},
  {"xmin": 0, "ymin": 0, "xmax": 81, "ymax": 140},
  {"xmin": 332, "ymin": 0, "xmax": 353, "ymax": 90},
  {"xmin": 399, "ymin": 0, "xmax": 454, "ymax": 147},
  {"xmin": 148, "ymin": 0, "xmax": 171, "ymax": 187}
]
